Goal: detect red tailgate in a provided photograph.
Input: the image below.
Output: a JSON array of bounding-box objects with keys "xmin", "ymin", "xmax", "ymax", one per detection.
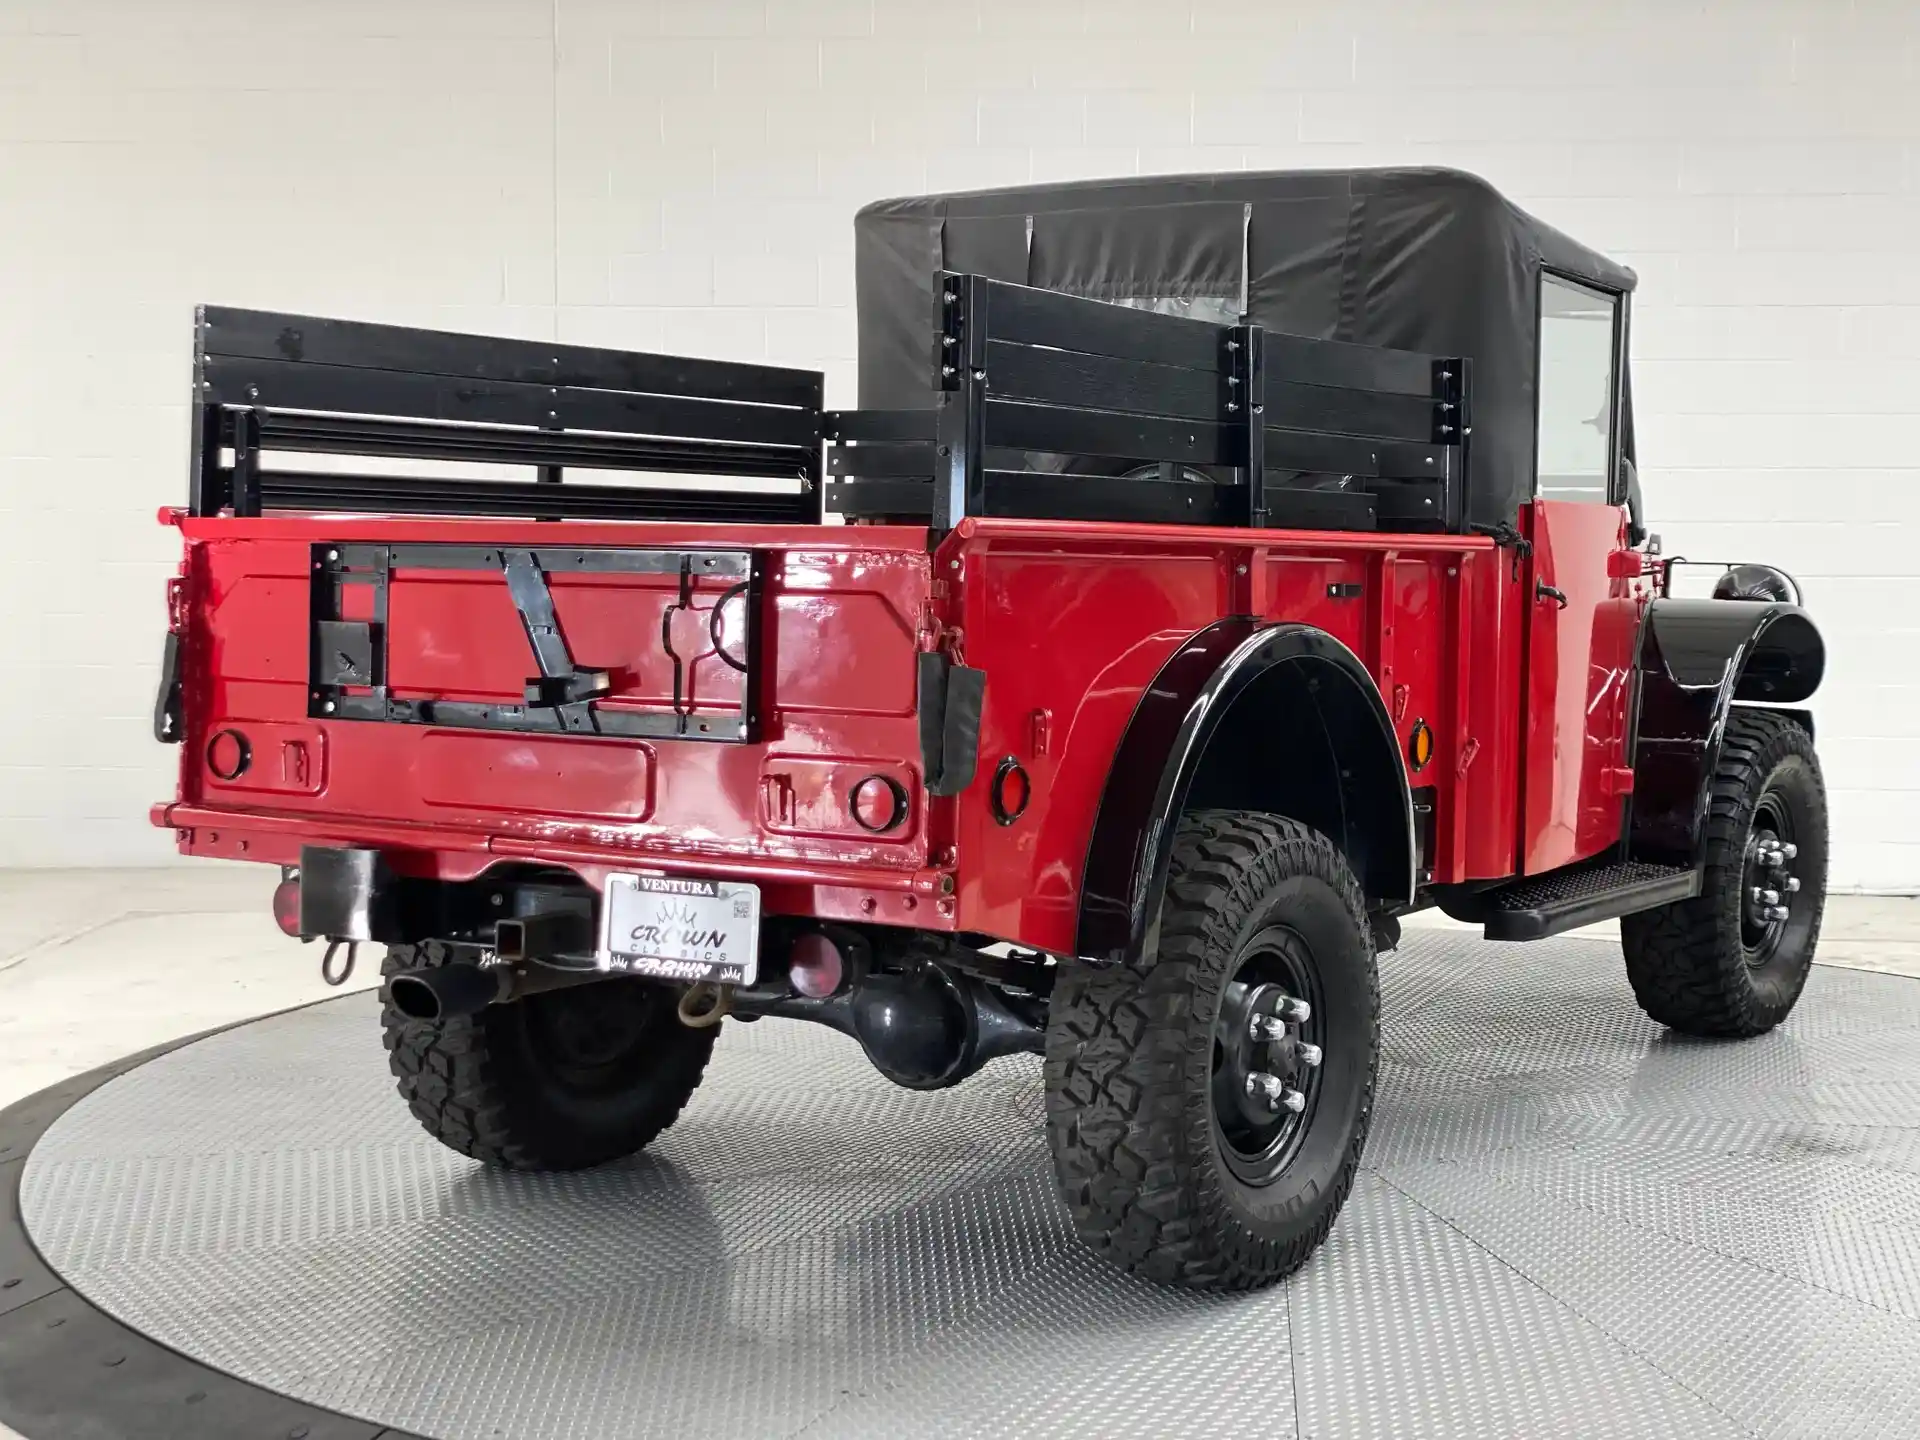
[{"xmin": 163, "ymin": 516, "xmax": 934, "ymax": 895}]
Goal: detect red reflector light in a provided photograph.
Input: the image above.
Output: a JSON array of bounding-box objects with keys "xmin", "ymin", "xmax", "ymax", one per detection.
[
  {"xmin": 272, "ymin": 878, "xmax": 303, "ymax": 937},
  {"xmin": 207, "ymin": 729, "xmax": 251, "ymax": 782},
  {"xmin": 849, "ymin": 774, "xmax": 908, "ymax": 833},
  {"xmin": 990, "ymin": 757, "xmax": 1031, "ymax": 825},
  {"xmin": 788, "ymin": 932, "xmax": 844, "ymax": 999}
]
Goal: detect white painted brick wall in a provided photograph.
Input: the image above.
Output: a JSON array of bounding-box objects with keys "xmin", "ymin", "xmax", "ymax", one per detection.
[{"xmin": 1, "ymin": 0, "xmax": 1915, "ymax": 889}]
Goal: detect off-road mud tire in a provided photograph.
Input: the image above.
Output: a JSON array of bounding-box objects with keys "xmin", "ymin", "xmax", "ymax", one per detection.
[
  {"xmin": 1044, "ymin": 812, "xmax": 1380, "ymax": 1291},
  {"xmin": 381, "ymin": 940, "xmax": 716, "ymax": 1170},
  {"xmin": 1620, "ymin": 710, "xmax": 1828, "ymax": 1038}
]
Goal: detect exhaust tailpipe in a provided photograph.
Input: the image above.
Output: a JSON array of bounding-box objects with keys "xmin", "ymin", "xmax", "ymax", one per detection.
[{"xmin": 389, "ymin": 960, "xmax": 614, "ymax": 1022}]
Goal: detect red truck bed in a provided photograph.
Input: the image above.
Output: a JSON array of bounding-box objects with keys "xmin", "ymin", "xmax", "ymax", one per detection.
[{"xmin": 159, "ymin": 504, "xmax": 1521, "ymax": 958}]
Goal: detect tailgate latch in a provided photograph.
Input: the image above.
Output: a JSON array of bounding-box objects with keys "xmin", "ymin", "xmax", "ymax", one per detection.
[{"xmin": 153, "ymin": 573, "xmax": 189, "ymax": 744}]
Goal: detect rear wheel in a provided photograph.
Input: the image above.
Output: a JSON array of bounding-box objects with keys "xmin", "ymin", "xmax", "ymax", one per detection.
[
  {"xmin": 381, "ymin": 940, "xmax": 716, "ymax": 1170},
  {"xmin": 1044, "ymin": 812, "xmax": 1379, "ymax": 1291},
  {"xmin": 1621, "ymin": 711, "xmax": 1828, "ymax": 1037}
]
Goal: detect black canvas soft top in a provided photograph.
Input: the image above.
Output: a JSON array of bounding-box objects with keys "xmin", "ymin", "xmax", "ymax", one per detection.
[{"xmin": 854, "ymin": 166, "xmax": 1637, "ymax": 529}]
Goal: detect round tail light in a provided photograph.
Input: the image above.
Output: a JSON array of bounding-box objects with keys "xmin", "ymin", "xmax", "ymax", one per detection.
[
  {"xmin": 271, "ymin": 877, "xmax": 303, "ymax": 938},
  {"xmin": 990, "ymin": 757, "xmax": 1031, "ymax": 826},
  {"xmin": 850, "ymin": 774, "xmax": 909, "ymax": 833},
  {"xmin": 788, "ymin": 932, "xmax": 845, "ymax": 998},
  {"xmin": 207, "ymin": 729, "xmax": 251, "ymax": 782}
]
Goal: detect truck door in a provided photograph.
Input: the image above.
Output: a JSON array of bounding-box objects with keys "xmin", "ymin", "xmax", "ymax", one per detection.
[{"xmin": 1520, "ymin": 274, "xmax": 1640, "ymax": 874}]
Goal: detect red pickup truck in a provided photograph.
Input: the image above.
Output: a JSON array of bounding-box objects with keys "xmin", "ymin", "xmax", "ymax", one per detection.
[{"xmin": 153, "ymin": 168, "xmax": 1826, "ymax": 1291}]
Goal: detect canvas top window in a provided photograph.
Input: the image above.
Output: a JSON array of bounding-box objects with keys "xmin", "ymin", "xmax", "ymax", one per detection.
[{"xmin": 1536, "ymin": 275, "xmax": 1621, "ymax": 505}]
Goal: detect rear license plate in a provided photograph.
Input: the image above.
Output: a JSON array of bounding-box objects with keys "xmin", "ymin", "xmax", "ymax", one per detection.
[{"xmin": 599, "ymin": 873, "xmax": 760, "ymax": 986}]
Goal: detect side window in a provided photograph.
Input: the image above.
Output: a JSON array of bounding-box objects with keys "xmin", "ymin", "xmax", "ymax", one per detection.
[
  {"xmin": 1536, "ymin": 275, "xmax": 1620, "ymax": 504},
  {"xmin": 1109, "ymin": 294, "xmax": 1242, "ymax": 325}
]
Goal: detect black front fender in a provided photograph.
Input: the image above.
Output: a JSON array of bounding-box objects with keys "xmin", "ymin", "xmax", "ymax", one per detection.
[
  {"xmin": 1628, "ymin": 598, "xmax": 1823, "ymax": 867},
  {"xmin": 1076, "ymin": 621, "xmax": 1414, "ymax": 966}
]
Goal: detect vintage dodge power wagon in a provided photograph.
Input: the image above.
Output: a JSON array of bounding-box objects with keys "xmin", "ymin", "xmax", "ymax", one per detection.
[{"xmin": 153, "ymin": 169, "xmax": 1826, "ymax": 1290}]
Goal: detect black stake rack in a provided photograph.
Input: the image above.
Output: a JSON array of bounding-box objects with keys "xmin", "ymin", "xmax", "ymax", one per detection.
[{"xmin": 189, "ymin": 279, "xmax": 1471, "ymax": 538}]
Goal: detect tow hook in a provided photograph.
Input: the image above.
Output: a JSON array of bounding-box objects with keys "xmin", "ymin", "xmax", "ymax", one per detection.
[
  {"xmin": 677, "ymin": 981, "xmax": 734, "ymax": 1028},
  {"xmin": 321, "ymin": 938, "xmax": 360, "ymax": 987}
]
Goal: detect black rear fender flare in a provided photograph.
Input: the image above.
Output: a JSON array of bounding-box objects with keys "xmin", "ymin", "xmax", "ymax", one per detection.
[{"xmin": 1076, "ymin": 620, "xmax": 1415, "ymax": 966}]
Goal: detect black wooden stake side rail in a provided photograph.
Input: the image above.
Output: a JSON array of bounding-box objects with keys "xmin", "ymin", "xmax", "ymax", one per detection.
[
  {"xmin": 1233, "ymin": 323, "xmax": 1267, "ymax": 528},
  {"xmin": 839, "ymin": 272, "xmax": 1470, "ymax": 535},
  {"xmin": 190, "ymin": 304, "xmax": 825, "ymax": 523},
  {"xmin": 188, "ymin": 283, "xmax": 1469, "ymax": 536},
  {"xmin": 934, "ymin": 272, "xmax": 990, "ymax": 533}
]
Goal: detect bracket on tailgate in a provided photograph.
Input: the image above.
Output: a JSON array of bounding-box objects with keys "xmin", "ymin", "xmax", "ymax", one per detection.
[
  {"xmin": 308, "ymin": 542, "xmax": 762, "ymax": 742},
  {"xmin": 501, "ymin": 547, "xmax": 611, "ymax": 733}
]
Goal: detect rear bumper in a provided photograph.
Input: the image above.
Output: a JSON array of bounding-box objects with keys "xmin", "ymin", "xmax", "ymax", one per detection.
[{"xmin": 152, "ymin": 802, "xmax": 956, "ymax": 932}]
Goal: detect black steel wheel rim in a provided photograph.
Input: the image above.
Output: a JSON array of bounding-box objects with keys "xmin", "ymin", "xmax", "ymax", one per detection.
[
  {"xmin": 1209, "ymin": 925, "xmax": 1326, "ymax": 1187},
  {"xmin": 520, "ymin": 979, "xmax": 663, "ymax": 1094},
  {"xmin": 1740, "ymin": 790, "xmax": 1799, "ymax": 968}
]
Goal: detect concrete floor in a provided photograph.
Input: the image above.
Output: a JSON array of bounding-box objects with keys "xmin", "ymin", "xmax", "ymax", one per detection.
[
  {"xmin": 0, "ymin": 868, "xmax": 1913, "ymax": 1440},
  {"xmin": 0, "ymin": 867, "xmax": 381, "ymax": 1109}
]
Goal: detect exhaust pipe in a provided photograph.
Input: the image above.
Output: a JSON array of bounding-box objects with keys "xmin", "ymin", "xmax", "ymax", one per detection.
[
  {"xmin": 390, "ymin": 910, "xmax": 605, "ymax": 1022},
  {"xmin": 389, "ymin": 960, "xmax": 613, "ymax": 1022}
]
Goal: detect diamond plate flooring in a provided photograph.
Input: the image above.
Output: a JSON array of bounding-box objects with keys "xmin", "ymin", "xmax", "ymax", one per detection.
[{"xmin": 19, "ymin": 932, "xmax": 1920, "ymax": 1439}]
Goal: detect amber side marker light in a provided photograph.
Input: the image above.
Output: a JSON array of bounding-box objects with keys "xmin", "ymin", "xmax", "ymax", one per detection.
[
  {"xmin": 1409, "ymin": 719, "xmax": 1434, "ymax": 772},
  {"xmin": 1405, "ymin": 718, "xmax": 1436, "ymax": 771}
]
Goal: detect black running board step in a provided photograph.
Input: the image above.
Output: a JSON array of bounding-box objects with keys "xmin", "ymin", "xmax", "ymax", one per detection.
[{"xmin": 1481, "ymin": 862, "xmax": 1699, "ymax": 942}]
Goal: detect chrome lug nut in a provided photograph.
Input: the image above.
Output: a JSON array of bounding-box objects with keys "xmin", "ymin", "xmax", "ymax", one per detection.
[
  {"xmin": 1782, "ymin": 843, "xmax": 1798, "ymax": 861},
  {"xmin": 1249, "ymin": 1013, "xmax": 1289, "ymax": 1043},
  {"xmin": 1278, "ymin": 996, "xmax": 1311, "ymax": 1023},
  {"xmin": 1764, "ymin": 904, "xmax": 1790, "ymax": 922},
  {"xmin": 1761, "ymin": 888, "xmax": 1781, "ymax": 906},
  {"xmin": 1245, "ymin": 1072, "xmax": 1307, "ymax": 1113},
  {"xmin": 1786, "ymin": 877, "xmax": 1802, "ymax": 893},
  {"xmin": 1296, "ymin": 1042, "xmax": 1324, "ymax": 1069}
]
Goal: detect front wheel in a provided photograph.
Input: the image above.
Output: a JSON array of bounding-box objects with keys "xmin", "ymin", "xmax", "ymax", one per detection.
[
  {"xmin": 1621, "ymin": 710, "xmax": 1829, "ymax": 1037},
  {"xmin": 1044, "ymin": 812, "xmax": 1379, "ymax": 1291},
  {"xmin": 381, "ymin": 940, "xmax": 716, "ymax": 1170}
]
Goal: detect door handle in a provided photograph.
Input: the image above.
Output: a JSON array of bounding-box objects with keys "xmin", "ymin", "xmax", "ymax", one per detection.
[{"xmin": 1536, "ymin": 583, "xmax": 1569, "ymax": 609}]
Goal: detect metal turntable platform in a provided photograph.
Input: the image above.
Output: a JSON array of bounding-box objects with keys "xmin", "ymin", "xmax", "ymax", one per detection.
[{"xmin": 6, "ymin": 931, "xmax": 1920, "ymax": 1439}]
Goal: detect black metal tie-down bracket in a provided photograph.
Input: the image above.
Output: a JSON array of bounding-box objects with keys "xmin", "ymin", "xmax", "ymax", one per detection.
[{"xmin": 309, "ymin": 543, "xmax": 761, "ymax": 742}]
